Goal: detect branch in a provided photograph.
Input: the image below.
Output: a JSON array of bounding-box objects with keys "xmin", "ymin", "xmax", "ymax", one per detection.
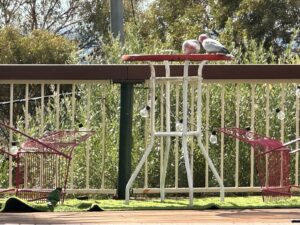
[
  {"xmin": 27, "ymin": 0, "xmax": 38, "ymax": 30},
  {"xmin": 42, "ymin": 0, "xmax": 59, "ymax": 29},
  {"xmin": 0, "ymin": 0, "xmax": 26, "ymax": 25},
  {"xmin": 45, "ymin": 0, "xmax": 80, "ymax": 33},
  {"xmin": 54, "ymin": 19, "xmax": 81, "ymax": 34}
]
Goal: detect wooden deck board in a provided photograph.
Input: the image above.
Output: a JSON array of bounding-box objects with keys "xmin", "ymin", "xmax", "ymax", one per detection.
[{"xmin": 0, "ymin": 209, "xmax": 299, "ymax": 224}]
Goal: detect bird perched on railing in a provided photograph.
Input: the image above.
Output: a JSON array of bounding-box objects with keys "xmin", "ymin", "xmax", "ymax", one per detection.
[
  {"xmin": 47, "ymin": 187, "xmax": 62, "ymax": 212},
  {"xmin": 198, "ymin": 34, "xmax": 230, "ymax": 55},
  {"xmin": 182, "ymin": 39, "xmax": 201, "ymax": 54}
]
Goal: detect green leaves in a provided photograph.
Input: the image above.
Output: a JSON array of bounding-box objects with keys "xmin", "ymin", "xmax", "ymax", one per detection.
[
  {"xmin": 0, "ymin": 27, "xmax": 77, "ymax": 64},
  {"xmin": 129, "ymin": 0, "xmax": 299, "ymax": 60}
]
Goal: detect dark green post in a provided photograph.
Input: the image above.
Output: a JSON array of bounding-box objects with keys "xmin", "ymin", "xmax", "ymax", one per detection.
[
  {"xmin": 117, "ymin": 83, "xmax": 133, "ymax": 199},
  {"xmin": 110, "ymin": 0, "xmax": 132, "ymax": 199}
]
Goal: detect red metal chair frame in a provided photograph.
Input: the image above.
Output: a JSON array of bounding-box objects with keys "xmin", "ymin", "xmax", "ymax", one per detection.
[
  {"xmin": 0, "ymin": 123, "xmax": 94, "ymax": 202},
  {"xmin": 218, "ymin": 127, "xmax": 300, "ymax": 201}
]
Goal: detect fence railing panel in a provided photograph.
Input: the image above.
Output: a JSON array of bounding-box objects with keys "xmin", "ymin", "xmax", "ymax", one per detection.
[{"xmin": 0, "ymin": 77, "xmax": 300, "ymax": 196}]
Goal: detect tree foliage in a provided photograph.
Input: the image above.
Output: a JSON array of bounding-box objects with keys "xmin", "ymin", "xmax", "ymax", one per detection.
[
  {"xmin": 0, "ymin": 27, "xmax": 77, "ymax": 64},
  {"xmin": 0, "ymin": 0, "xmax": 299, "ymax": 58},
  {"xmin": 210, "ymin": 0, "xmax": 300, "ymax": 55},
  {"xmin": 76, "ymin": 0, "xmax": 110, "ymax": 48},
  {"xmin": 126, "ymin": 0, "xmax": 300, "ymax": 59}
]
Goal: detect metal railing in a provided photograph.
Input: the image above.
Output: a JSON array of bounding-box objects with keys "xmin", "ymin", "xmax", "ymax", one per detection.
[{"xmin": 0, "ymin": 64, "xmax": 299, "ymax": 198}]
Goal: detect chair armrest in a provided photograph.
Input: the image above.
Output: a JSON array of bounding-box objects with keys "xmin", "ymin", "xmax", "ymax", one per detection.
[
  {"xmin": 290, "ymin": 149, "xmax": 300, "ymax": 154},
  {"xmin": 283, "ymin": 137, "xmax": 300, "ymax": 147},
  {"xmin": 270, "ymin": 137, "xmax": 300, "ymax": 154}
]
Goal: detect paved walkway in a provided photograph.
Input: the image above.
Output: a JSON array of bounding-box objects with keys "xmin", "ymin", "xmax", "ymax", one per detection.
[{"xmin": 0, "ymin": 209, "xmax": 299, "ymax": 224}]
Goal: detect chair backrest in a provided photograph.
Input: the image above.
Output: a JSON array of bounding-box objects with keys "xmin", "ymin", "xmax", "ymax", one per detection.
[
  {"xmin": 219, "ymin": 128, "xmax": 291, "ymax": 200},
  {"xmin": 253, "ymin": 142, "xmax": 290, "ymax": 188}
]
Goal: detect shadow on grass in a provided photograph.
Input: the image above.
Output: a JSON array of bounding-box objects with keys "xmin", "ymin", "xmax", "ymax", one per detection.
[
  {"xmin": 2, "ymin": 196, "xmax": 300, "ymax": 212},
  {"xmin": 0, "ymin": 197, "xmax": 45, "ymax": 212},
  {"xmin": 0, "ymin": 197, "xmax": 104, "ymax": 213}
]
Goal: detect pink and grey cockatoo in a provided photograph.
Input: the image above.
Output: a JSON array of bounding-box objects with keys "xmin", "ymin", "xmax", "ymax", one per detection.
[
  {"xmin": 182, "ymin": 39, "xmax": 201, "ymax": 54},
  {"xmin": 198, "ymin": 34, "xmax": 230, "ymax": 54}
]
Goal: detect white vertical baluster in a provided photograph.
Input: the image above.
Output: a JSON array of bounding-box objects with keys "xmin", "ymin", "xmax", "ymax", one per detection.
[
  {"xmin": 265, "ymin": 84, "xmax": 270, "ymax": 187},
  {"xmin": 190, "ymin": 84, "xmax": 195, "ymax": 179},
  {"xmin": 71, "ymin": 84, "xmax": 76, "ymax": 128},
  {"xmin": 9, "ymin": 83, "xmax": 14, "ymax": 188},
  {"xmin": 144, "ymin": 91, "xmax": 149, "ymax": 188},
  {"xmin": 175, "ymin": 85, "xmax": 179, "ymax": 188},
  {"xmin": 205, "ymin": 84, "xmax": 210, "ymax": 188},
  {"xmin": 40, "ymin": 84, "xmax": 45, "ymax": 135},
  {"xmin": 266, "ymin": 84, "xmax": 270, "ymax": 137},
  {"xmin": 220, "ymin": 84, "xmax": 225, "ymax": 182},
  {"xmin": 101, "ymin": 96, "xmax": 106, "ymax": 189},
  {"xmin": 25, "ymin": 84, "xmax": 29, "ymax": 131},
  {"xmin": 280, "ymin": 84, "xmax": 285, "ymax": 187},
  {"xmin": 296, "ymin": 84, "xmax": 299, "ymax": 186},
  {"xmin": 70, "ymin": 84, "xmax": 76, "ymax": 189},
  {"xmin": 55, "ymin": 84, "xmax": 60, "ymax": 186},
  {"xmin": 40, "ymin": 84, "xmax": 45, "ymax": 189},
  {"xmin": 86, "ymin": 84, "xmax": 91, "ymax": 189},
  {"xmin": 250, "ymin": 84, "xmax": 255, "ymax": 187},
  {"xmin": 161, "ymin": 60, "xmax": 171, "ymax": 201},
  {"xmin": 235, "ymin": 84, "xmax": 240, "ymax": 188},
  {"xmin": 280, "ymin": 84, "xmax": 285, "ymax": 142},
  {"xmin": 159, "ymin": 85, "xmax": 164, "ymax": 191},
  {"xmin": 55, "ymin": 84, "xmax": 60, "ymax": 130}
]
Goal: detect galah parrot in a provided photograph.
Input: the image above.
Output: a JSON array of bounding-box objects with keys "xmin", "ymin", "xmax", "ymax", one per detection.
[
  {"xmin": 198, "ymin": 34, "xmax": 230, "ymax": 54},
  {"xmin": 182, "ymin": 39, "xmax": 201, "ymax": 54}
]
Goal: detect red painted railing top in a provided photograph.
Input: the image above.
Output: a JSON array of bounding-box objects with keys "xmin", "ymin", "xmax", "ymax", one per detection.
[{"xmin": 122, "ymin": 53, "xmax": 233, "ymax": 62}]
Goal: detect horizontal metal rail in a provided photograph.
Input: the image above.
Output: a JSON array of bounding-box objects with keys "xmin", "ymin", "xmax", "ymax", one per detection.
[
  {"xmin": 132, "ymin": 187, "xmax": 262, "ymax": 194},
  {"xmin": 154, "ymin": 131, "xmax": 200, "ymax": 137}
]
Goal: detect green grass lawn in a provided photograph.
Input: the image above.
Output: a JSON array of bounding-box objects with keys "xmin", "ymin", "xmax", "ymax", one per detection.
[{"xmin": 2, "ymin": 196, "xmax": 300, "ymax": 212}]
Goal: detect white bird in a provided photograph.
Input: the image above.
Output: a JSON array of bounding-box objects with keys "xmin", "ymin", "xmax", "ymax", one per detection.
[
  {"xmin": 182, "ymin": 39, "xmax": 201, "ymax": 54},
  {"xmin": 198, "ymin": 34, "xmax": 230, "ymax": 54}
]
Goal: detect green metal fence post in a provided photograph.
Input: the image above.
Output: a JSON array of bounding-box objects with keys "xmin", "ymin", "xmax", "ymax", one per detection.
[{"xmin": 117, "ymin": 83, "xmax": 133, "ymax": 199}]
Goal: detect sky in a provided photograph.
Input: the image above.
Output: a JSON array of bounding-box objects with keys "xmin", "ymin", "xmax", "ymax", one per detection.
[{"xmin": 138, "ymin": 0, "xmax": 155, "ymax": 11}]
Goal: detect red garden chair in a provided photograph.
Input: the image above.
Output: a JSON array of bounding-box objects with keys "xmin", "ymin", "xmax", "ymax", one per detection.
[{"xmin": 219, "ymin": 127, "xmax": 300, "ymax": 201}]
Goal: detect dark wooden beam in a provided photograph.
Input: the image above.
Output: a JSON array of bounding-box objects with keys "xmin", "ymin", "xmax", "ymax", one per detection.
[{"xmin": 0, "ymin": 64, "xmax": 299, "ymax": 82}]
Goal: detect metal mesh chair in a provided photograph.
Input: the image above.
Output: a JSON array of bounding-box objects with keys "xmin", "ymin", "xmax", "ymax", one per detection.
[
  {"xmin": 219, "ymin": 127, "xmax": 300, "ymax": 201},
  {"xmin": 0, "ymin": 123, "xmax": 94, "ymax": 202}
]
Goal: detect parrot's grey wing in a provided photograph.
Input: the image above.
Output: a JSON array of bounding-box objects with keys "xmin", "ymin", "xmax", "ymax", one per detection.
[{"xmin": 203, "ymin": 39, "xmax": 229, "ymax": 54}]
